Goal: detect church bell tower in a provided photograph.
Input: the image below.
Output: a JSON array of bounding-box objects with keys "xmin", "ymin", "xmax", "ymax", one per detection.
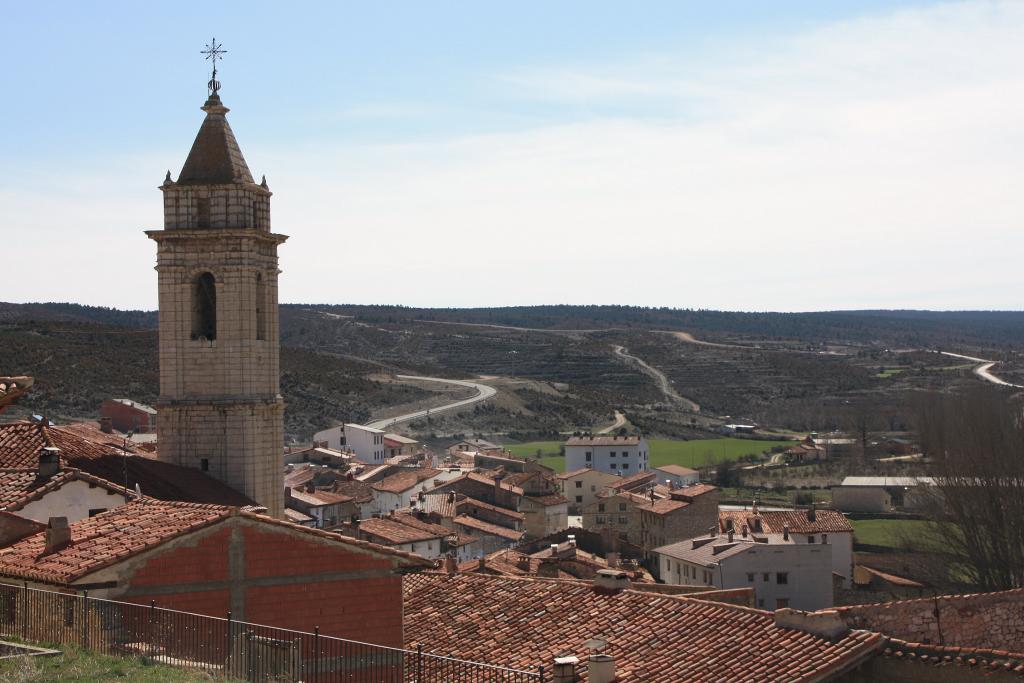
[{"xmin": 147, "ymin": 47, "xmax": 285, "ymax": 517}]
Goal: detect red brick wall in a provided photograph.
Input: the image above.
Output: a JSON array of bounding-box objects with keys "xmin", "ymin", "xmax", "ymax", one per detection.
[
  {"xmin": 100, "ymin": 400, "xmax": 154, "ymax": 433},
  {"xmin": 119, "ymin": 521, "xmax": 405, "ymax": 648}
]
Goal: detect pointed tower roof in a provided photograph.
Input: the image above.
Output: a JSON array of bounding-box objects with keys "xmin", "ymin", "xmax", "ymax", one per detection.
[{"xmin": 176, "ymin": 94, "xmax": 255, "ymax": 185}]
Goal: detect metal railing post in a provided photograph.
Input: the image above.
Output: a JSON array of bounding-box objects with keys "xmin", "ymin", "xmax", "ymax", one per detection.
[
  {"xmin": 416, "ymin": 643, "xmax": 423, "ymax": 682},
  {"xmin": 148, "ymin": 600, "xmax": 156, "ymax": 660},
  {"xmin": 82, "ymin": 590, "xmax": 89, "ymax": 650},
  {"xmin": 21, "ymin": 581, "xmax": 27, "ymax": 639},
  {"xmin": 313, "ymin": 625, "xmax": 320, "ymax": 681},
  {"xmin": 225, "ymin": 610, "xmax": 232, "ymax": 672},
  {"xmin": 539, "ymin": 663, "xmax": 545, "ymax": 683}
]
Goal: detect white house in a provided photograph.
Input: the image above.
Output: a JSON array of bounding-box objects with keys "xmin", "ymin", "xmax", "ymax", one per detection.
[
  {"xmin": 654, "ymin": 528, "xmax": 834, "ymax": 611},
  {"xmin": 0, "ymin": 456, "xmax": 129, "ymax": 524},
  {"xmin": 555, "ymin": 467, "xmax": 619, "ymax": 514},
  {"xmin": 313, "ymin": 423, "xmax": 387, "ymax": 463},
  {"xmin": 654, "ymin": 465, "xmax": 700, "ymax": 489},
  {"xmin": 720, "ymin": 507, "xmax": 854, "ymax": 589},
  {"xmin": 563, "ymin": 435, "xmax": 649, "ymax": 475}
]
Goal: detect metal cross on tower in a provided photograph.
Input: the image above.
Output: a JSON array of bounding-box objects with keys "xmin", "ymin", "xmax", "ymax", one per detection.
[{"xmin": 201, "ymin": 38, "xmax": 227, "ymax": 95}]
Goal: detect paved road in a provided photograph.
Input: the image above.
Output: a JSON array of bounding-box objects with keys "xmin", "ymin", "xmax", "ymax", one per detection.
[
  {"xmin": 939, "ymin": 352, "xmax": 1023, "ymax": 389},
  {"xmin": 611, "ymin": 345, "xmax": 700, "ymax": 412},
  {"xmin": 366, "ymin": 375, "xmax": 498, "ymax": 430}
]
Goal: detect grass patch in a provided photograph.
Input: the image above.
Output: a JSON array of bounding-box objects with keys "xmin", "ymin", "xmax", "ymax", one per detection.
[
  {"xmin": 0, "ymin": 645, "xmax": 230, "ymax": 682},
  {"xmin": 507, "ymin": 437, "xmax": 794, "ymax": 473},
  {"xmin": 851, "ymin": 519, "xmax": 933, "ymax": 549},
  {"xmin": 874, "ymin": 368, "xmax": 905, "ymax": 378}
]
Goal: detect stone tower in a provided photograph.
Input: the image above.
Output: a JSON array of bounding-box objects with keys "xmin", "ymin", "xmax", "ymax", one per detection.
[{"xmin": 146, "ymin": 88, "xmax": 286, "ymax": 518}]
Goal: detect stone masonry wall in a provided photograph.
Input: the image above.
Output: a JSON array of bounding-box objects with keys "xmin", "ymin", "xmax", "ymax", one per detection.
[{"xmin": 836, "ymin": 589, "xmax": 1024, "ymax": 653}]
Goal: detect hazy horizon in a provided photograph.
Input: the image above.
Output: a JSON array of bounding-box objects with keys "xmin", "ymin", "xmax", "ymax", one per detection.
[{"xmin": 3, "ymin": 1, "xmax": 1021, "ymax": 312}]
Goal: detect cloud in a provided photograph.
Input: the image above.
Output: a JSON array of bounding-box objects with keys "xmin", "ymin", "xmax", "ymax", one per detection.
[{"xmin": 4, "ymin": 1, "xmax": 1022, "ymax": 311}]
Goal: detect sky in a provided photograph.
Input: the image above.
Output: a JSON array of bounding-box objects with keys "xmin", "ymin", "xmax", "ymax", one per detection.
[{"xmin": 1, "ymin": 1, "xmax": 1021, "ymax": 312}]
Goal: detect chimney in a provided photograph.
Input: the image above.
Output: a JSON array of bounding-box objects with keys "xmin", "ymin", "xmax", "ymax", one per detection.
[
  {"xmin": 99, "ymin": 416, "xmax": 113, "ymax": 434},
  {"xmin": 741, "ymin": 524, "xmax": 748, "ymax": 538},
  {"xmin": 807, "ymin": 504, "xmax": 817, "ymax": 522},
  {"xmin": 284, "ymin": 486, "xmax": 293, "ymax": 504},
  {"xmin": 752, "ymin": 499, "xmax": 759, "ymax": 515},
  {"xmin": 605, "ymin": 551, "xmax": 619, "ymax": 568},
  {"xmin": 593, "ymin": 569, "xmax": 630, "ymax": 595},
  {"xmin": 727, "ymin": 529, "xmax": 734, "ymax": 542},
  {"xmin": 38, "ymin": 447, "xmax": 61, "ymax": 479},
  {"xmin": 551, "ymin": 656, "xmax": 580, "ymax": 683},
  {"xmin": 536, "ymin": 558, "xmax": 559, "ymax": 578},
  {"xmin": 478, "ymin": 556, "xmax": 487, "ymax": 571},
  {"xmin": 588, "ymin": 654, "xmax": 616, "ymax": 683},
  {"xmin": 443, "ymin": 555, "xmax": 458, "ymax": 574},
  {"xmin": 44, "ymin": 517, "xmax": 71, "ymax": 554},
  {"xmin": 775, "ymin": 608, "xmax": 848, "ymax": 639},
  {"xmin": 783, "ymin": 524, "xmax": 790, "ymax": 541}
]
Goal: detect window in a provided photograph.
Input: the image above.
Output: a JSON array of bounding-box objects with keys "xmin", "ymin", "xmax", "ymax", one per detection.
[
  {"xmin": 575, "ymin": 481, "xmax": 583, "ymax": 488},
  {"xmin": 200, "ymin": 458, "xmax": 210, "ymax": 472},
  {"xmin": 822, "ymin": 534, "xmax": 828, "ymax": 544},
  {"xmin": 575, "ymin": 496, "xmax": 583, "ymax": 503},
  {"xmin": 598, "ymin": 503, "xmax": 605, "ymax": 512},
  {"xmin": 777, "ymin": 572, "xmax": 789, "ymax": 585},
  {"xmin": 746, "ymin": 573, "xmax": 754, "ymax": 583},
  {"xmin": 585, "ymin": 452, "xmax": 592, "ymax": 462},
  {"xmin": 88, "ymin": 508, "xmax": 107, "ymax": 518},
  {"xmin": 255, "ymin": 273, "xmax": 266, "ymax": 340},
  {"xmin": 618, "ymin": 503, "xmax": 627, "ymax": 512},
  {"xmin": 596, "ymin": 516, "xmax": 606, "ymax": 524},
  {"xmin": 758, "ymin": 598, "xmax": 765, "ymax": 608},
  {"xmin": 622, "ymin": 464, "xmax": 630, "ymax": 469},
  {"xmin": 776, "ymin": 598, "xmax": 790, "ymax": 609},
  {"xmin": 191, "ymin": 273, "xmax": 217, "ymax": 340},
  {"xmin": 590, "ymin": 485, "xmax": 596, "ymax": 492},
  {"xmin": 196, "ymin": 197, "xmax": 210, "ymax": 228},
  {"xmin": 808, "ymin": 535, "xmax": 816, "ymax": 544},
  {"xmin": 610, "ymin": 452, "xmax": 616, "ymax": 458},
  {"xmin": 618, "ymin": 516, "xmax": 628, "ymax": 524},
  {"xmin": 762, "ymin": 573, "xmax": 770, "ymax": 582}
]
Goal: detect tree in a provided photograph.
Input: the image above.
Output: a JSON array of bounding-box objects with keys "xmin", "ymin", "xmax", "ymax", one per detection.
[{"xmin": 916, "ymin": 387, "xmax": 1024, "ymax": 591}]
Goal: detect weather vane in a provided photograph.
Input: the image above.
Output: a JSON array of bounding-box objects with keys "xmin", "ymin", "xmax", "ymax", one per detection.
[{"xmin": 201, "ymin": 38, "xmax": 227, "ymax": 96}]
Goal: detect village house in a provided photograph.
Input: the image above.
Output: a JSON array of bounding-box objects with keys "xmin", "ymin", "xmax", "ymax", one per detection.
[
  {"xmin": 99, "ymin": 398, "xmax": 157, "ymax": 434},
  {"xmin": 382, "ymin": 433, "xmax": 419, "ymax": 458},
  {"xmin": 0, "ymin": 461, "xmax": 129, "ymax": 523},
  {"xmin": 284, "ymin": 485, "xmax": 355, "ymax": 528},
  {"xmin": 783, "ymin": 436, "xmax": 828, "ymax": 463},
  {"xmin": 637, "ymin": 483, "xmax": 720, "ymax": 552},
  {"xmin": 446, "ymin": 438, "xmax": 502, "ymax": 456},
  {"xmin": 0, "ymin": 500, "xmax": 431, "ymax": 645},
  {"xmin": 654, "ymin": 525, "xmax": 835, "ymax": 611},
  {"xmin": 452, "ymin": 515, "xmax": 525, "ymax": 553},
  {"xmin": 831, "ymin": 476, "xmax": 934, "ymax": 513},
  {"xmin": 312, "ymin": 423, "xmax": 388, "ymax": 463},
  {"xmin": 582, "ymin": 492, "xmax": 645, "ymax": 544},
  {"xmin": 563, "ymin": 434, "xmax": 650, "ymax": 475},
  {"xmin": 556, "ymin": 467, "xmax": 618, "ymax": 514},
  {"xmin": 345, "ymin": 510, "xmax": 456, "ymax": 560},
  {"xmin": 720, "ymin": 505, "xmax": 855, "ymax": 588},
  {"xmin": 653, "ymin": 464, "xmax": 700, "ymax": 489},
  {"xmin": 368, "ymin": 467, "xmax": 445, "ymax": 515}
]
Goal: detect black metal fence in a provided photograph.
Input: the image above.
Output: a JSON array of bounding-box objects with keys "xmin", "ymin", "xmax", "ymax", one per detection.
[{"xmin": 0, "ymin": 582, "xmax": 543, "ymax": 682}]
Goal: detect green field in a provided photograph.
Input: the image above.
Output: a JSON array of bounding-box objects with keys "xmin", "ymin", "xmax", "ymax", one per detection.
[
  {"xmin": 851, "ymin": 519, "xmax": 932, "ymax": 549},
  {"xmin": 506, "ymin": 437, "xmax": 794, "ymax": 473}
]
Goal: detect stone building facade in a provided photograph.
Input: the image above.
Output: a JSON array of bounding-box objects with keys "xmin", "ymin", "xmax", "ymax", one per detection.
[{"xmin": 146, "ymin": 90, "xmax": 287, "ymax": 517}]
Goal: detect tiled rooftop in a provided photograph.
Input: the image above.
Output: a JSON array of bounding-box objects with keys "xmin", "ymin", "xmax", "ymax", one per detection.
[
  {"xmin": 403, "ymin": 572, "xmax": 883, "ymax": 681},
  {"xmin": 357, "ymin": 515, "xmax": 451, "ymax": 545},
  {"xmin": 371, "ymin": 468, "xmax": 441, "ymax": 494},
  {"xmin": 0, "ymin": 421, "xmax": 256, "ymax": 507},
  {"xmin": 0, "ymin": 500, "xmax": 432, "ymax": 585},
  {"xmin": 0, "ymin": 467, "xmax": 126, "ymax": 511},
  {"xmin": 720, "ymin": 508, "xmax": 853, "ymax": 535},
  {"xmin": 452, "ymin": 515, "xmax": 525, "ymax": 542}
]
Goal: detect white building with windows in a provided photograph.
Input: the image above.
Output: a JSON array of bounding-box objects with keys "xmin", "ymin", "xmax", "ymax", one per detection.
[
  {"xmin": 654, "ymin": 527, "xmax": 834, "ymax": 611},
  {"xmin": 313, "ymin": 423, "xmax": 387, "ymax": 463},
  {"xmin": 563, "ymin": 435, "xmax": 649, "ymax": 475}
]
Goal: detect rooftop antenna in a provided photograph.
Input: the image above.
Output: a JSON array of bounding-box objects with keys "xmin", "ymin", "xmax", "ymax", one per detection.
[{"xmin": 201, "ymin": 37, "xmax": 227, "ymax": 96}]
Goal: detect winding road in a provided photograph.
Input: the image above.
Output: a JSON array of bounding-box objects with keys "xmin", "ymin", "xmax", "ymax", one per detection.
[
  {"xmin": 597, "ymin": 410, "xmax": 627, "ymax": 434},
  {"xmin": 366, "ymin": 375, "xmax": 497, "ymax": 430},
  {"xmin": 611, "ymin": 345, "xmax": 700, "ymax": 412},
  {"xmin": 938, "ymin": 352, "xmax": 1023, "ymax": 389}
]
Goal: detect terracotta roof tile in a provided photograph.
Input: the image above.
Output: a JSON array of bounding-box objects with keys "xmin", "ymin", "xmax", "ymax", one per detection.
[
  {"xmin": 0, "ymin": 500, "xmax": 432, "ymax": 585},
  {"xmin": 720, "ymin": 509, "xmax": 853, "ymax": 535},
  {"xmin": 371, "ymin": 468, "xmax": 441, "ymax": 494},
  {"xmin": 0, "ymin": 468, "xmax": 127, "ymax": 511},
  {"xmin": 403, "ymin": 572, "xmax": 884, "ymax": 680},
  {"xmin": 357, "ymin": 516, "xmax": 451, "ymax": 545},
  {"xmin": 452, "ymin": 515, "xmax": 525, "ymax": 542},
  {"xmin": 565, "ymin": 435, "xmax": 643, "ymax": 447}
]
